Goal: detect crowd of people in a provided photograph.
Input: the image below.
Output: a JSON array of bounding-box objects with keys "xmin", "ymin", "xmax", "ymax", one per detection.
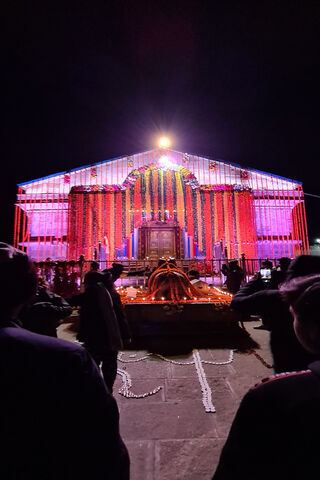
[{"xmin": 2, "ymin": 242, "xmax": 320, "ymax": 478}]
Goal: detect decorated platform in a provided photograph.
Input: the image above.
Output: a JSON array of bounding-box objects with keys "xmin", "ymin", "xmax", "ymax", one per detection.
[{"xmin": 118, "ymin": 262, "xmax": 257, "ymax": 352}]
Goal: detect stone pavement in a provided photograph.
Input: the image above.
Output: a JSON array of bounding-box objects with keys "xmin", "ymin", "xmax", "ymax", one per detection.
[{"xmin": 59, "ymin": 320, "xmax": 273, "ymax": 480}]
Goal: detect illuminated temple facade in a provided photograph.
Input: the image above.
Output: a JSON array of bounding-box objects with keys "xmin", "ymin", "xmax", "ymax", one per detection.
[{"xmin": 14, "ymin": 149, "xmax": 309, "ymax": 261}]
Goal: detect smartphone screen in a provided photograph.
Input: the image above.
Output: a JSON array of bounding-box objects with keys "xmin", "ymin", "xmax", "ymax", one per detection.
[{"xmin": 260, "ymin": 268, "xmax": 271, "ymax": 280}]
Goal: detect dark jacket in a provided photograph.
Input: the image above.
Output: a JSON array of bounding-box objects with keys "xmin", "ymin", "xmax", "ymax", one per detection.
[
  {"xmin": 231, "ymin": 278, "xmax": 319, "ymax": 372},
  {"xmin": 213, "ymin": 361, "xmax": 320, "ymax": 480},
  {"xmin": 108, "ymin": 287, "xmax": 131, "ymax": 341},
  {"xmin": 77, "ymin": 282, "xmax": 123, "ymax": 351},
  {"xmin": 21, "ymin": 288, "xmax": 72, "ymax": 337},
  {"xmin": 221, "ymin": 264, "xmax": 244, "ymax": 294},
  {"xmin": 0, "ymin": 317, "xmax": 129, "ymax": 480}
]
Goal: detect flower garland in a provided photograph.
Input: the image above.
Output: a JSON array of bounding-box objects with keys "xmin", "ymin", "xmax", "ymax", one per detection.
[
  {"xmin": 158, "ymin": 170, "xmax": 162, "ymax": 220},
  {"xmin": 204, "ymin": 191, "xmax": 213, "ymax": 258},
  {"xmin": 149, "ymin": 169, "xmax": 154, "ymax": 220},
  {"xmin": 123, "ymin": 190, "xmax": 129, "ymax": 238},
  {"xmin": 87, "ymin": 194, "xmax": 93, "ymax": 258},
  {"xmin": 214, "ymin": 192, "xmax": 224, "ymax": 246},
  {"xmin": 196, "ymin": 190, "xmax": 203, "ymax": 252},
  {"xmin": 109, "ymin": 193, "xmax": 115, "ymax": 260},
  {"xmin": 240, "ymin": 170, "xmax": 249, "ymax": 180},
  {"xmin": 70, "ymin": 183, "xmax": 252, "ymax": 194},
  {"xmin": 115, "ymin": 192, "xmax": 122, "ymax": 248},
  {"xmin": 134, "ymin": 176, "xmax": 142, "ymax": 228},
  {"xmin": 145, "ymin": 170, "xmax": 151, "ymax": 222},
  {"xmin": 165, "ymin": 170, "xmax": 173, "ymax": 220},
  {"xmin": 185, "ymin": 185, "xmax": 194, "ymax": 238},
  {"xmin": 175, "ymin": 171, "xmax": 185, "ymax": 229},
  {"xmin": 172, "ymin": 171, "xmax": 178, "ymax": 223},
  {"xmin": 160, "ymin": 169, "xmax": 165, "ymax": 220},
  {"xmin": 97, "ymin": 193, "xmax": 103, "ymax": 250},
  {"xmin": 90, "ymin": 167, "xmax": 97, "ymax": 179},
  {"xmin": 68, "ymin": 174, "xmax": 257, "ymax": 261},
  {"xmin": 234, "ymin": 192, "xmax": 242, "ymax": 255},
  {"xmin": 210, "ymin": 191, "xmax": 215, "ymax": 252},
  {"xmin": 209, "ymin": 161, "xmax": 216, "ymax": 172},
  {"xmin": 183, "ymin": 153, "xmax": 189, "ymax": 164},
  {"xmin": 153, "ymin": 170, "xmax": 159, "ymax": 221}
]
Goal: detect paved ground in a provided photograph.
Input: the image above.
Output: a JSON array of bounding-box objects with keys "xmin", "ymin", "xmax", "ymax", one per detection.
[{"xmin": 59, "ymin": 318, "xmax": 273, "ymax": 480}]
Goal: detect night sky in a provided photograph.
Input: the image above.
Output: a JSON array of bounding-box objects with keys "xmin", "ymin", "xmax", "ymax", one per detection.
[{"xmin": 2, "ymin": 1, "xmax": 319, "ymax": 243}]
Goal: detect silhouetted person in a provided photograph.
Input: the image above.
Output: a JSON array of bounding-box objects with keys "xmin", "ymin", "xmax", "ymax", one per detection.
[
  {"xmin": 213, "ymin": 274, "xmax": 320, "ymax": 480},
  {"xmin": 221, "ymin": 260, "xmax": 244, "ymax": 294},
  {"xmin": 270, "ymin": 257, "xmax": 291, "ymax": 289},
  {"xmin": 0, "ymin": 243, "xmax": 129, "ymax": 479},
  {"xmin": 261, "ymin": 259, "xmax": 273, "ymax": 269},
  {"xmin": 77, "ymin": 271, "xmax": 123, "ymax": 392},
  {"xmin": 102, "ymin": 271, "xmax": 131, "ymax": 347},
  {"xmin": 21, "ymin": 276, "xmax": 72, "ymax": 337},
  {"xmin": 84, "ymin": 260, "xmax": 100, "ymax": 285},
  {"xmin": 104, "ymin": 262, "xmax": 124, "ymax": 282},
  {"xmin": 231, "ymin": 255, "xmax": 320, "ymax": 373}
]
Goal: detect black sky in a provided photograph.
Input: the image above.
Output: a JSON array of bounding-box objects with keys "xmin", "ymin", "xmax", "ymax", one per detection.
[{"xmin": 2, "ymin": 1, "xmax": 319, "ymax": 242}]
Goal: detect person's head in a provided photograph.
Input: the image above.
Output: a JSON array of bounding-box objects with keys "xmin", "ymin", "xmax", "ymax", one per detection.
[
  {"xmin": 281, "ymin": 274, "xmax": 320, "ymax": 354},
  {"xmin": 90, "ymin": 261, "xmax": 99, "ymax": 271},
  {"xmin": 101, "ymin": 271, "xmax": 114, "ymax": 291},
  {"xmin": 188, "ymin": 269, "xmax": 200, "ymax": 280},
  {"xmin": 278, "ymin": 257, "xmax": 291, "ymax": 272},
  {"xmin": 110, "ymin": 263, "xmax": 124, "ymax": 281},
  {"xmin": 0, "ymin": 243, "xmax": 37, "ymax": 316},
  {"xmin": 229, "ymin": 260, "xmax": 239, "ymax": 269},
  {"xmin": 261, "ymin": 259, "xmax": 273, "ymax": 269},
  {"xmin": 285, "ymin": 255, "xmax": 320, "ymax": 281},
  {"xmin": 84, "ymin": 271, "xmax": 103, "ymax": 287}
]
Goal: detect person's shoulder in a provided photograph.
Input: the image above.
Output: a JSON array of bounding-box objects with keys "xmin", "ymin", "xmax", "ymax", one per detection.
[
  {"xmin": 1, "ymin": 325, "xmax": 85, "ymax": 358},
  {"xmin": 251, "ymin": 369, "xmax": 312, "ymax": 391}
]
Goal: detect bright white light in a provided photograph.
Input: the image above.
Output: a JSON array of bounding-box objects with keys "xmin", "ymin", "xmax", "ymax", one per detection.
[
  {"xmin": 158, "ymin": 136, "xmax": 171, "ymax": 149},
  {"xmin": 159, "ymin": 155, "xmax": 173, "ymax": 169},
  {"xmin": 315, "ymin": 238, "xmax": 320, "ymax": 244}
]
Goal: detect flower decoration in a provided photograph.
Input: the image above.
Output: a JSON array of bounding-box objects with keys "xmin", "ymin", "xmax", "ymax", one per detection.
[
  {"xmin": 183, "ymin": 153, "xmax": 190, "ymax": 164},
  {"xmin": 240, "ymin": 170, "xmax": 249, "ymax": 180},
  {"xmin": 127, "ymin": 157, "xmax": 134, "ymax": 167},
  {"xmin": 90, "ymin": 167, "xmax": 97, "ymax": 179},
  {"xmin": 209, "ymin": 161, "xmax": 217, "ymax": 172},
  {"xmin": 64, "ymin": 174, "xmax": 70, "ymax": 184}
]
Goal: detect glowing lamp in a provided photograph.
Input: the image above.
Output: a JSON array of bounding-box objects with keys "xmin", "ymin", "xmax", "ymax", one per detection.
[{"xmin": 158, "ymin": 136, "xmax": 171, "ymax": 149}]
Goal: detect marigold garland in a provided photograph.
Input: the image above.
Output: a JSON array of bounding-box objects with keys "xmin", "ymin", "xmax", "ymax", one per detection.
[
  {"xmin": 196, "ymin": 190, "xmax": 203, "ymax": 252},
  {"xmin": 145, "ymin": 170, "xmax": 151, "ymax": 222},
  {"xmin": 109, "ymin": 193, "xmax": 115, "ymax": 260},
  {"xmin": 115, "ymin": 192, "xmax": 122, "ymax": 248},
  {"xmin": 134, "ymin": 176, "xmax": 142, "ymax": 228},
  {"xmin": 175, "ymin": 171, "xmax": 185, "ymax": 229},
  {"xmin": 68, "ymin": 173, "xmax": 256, "ymax": 261}
]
